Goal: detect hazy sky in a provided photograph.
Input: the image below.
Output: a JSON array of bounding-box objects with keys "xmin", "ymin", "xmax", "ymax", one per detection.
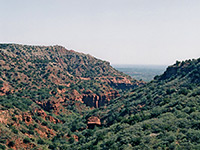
[{"xmin": 0, "ymin": 0, "xmax": 200, "ymax": 65}]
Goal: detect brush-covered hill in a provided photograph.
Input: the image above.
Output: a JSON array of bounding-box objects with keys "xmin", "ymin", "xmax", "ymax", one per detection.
[
  {"xmin": 0, "ymin": 43, "xmax": 144, "ymax": 108},
  {"xmin": 65, "ymin": 58, "xmax": 200, "ymax": 150},
  {"xmin": 1, "ymin": 43, "xmax": 200, "ymax": 150},
  {"xmin": 0, "ymin": 43, "xmax": 144, "ymax": 150}
]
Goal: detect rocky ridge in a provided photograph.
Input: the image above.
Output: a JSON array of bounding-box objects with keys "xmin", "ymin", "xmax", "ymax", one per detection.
[{"xmin": 0, "ymin": 44, "xmax": 144, "ymax": 109}]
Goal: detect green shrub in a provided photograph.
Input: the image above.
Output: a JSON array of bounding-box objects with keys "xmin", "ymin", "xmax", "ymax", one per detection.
[
  {"xmin": 38, "ymin": 139, "xmax": 45, "ymax": 145},
  {"xmin": 12, "ymin": 128, "xmax": 18, "ymax": 134},
  {"xmin": 23, "ymin": 138, "xmax": 31, "ymax": 143},
  {"xmin": 0, "ymin": 80, "xmax": 3, "ymax": 88},
  {"xmin": 68, "ymin": 137, "xmax": 74, "ymax": 144},
  {"xmin": 8, "ymin": 141, "xmax": 15, "ymax": 147},
  {"xmin": 42, "ymin": 121, "xmax": 48, "ymax": 126},
  {"xmin": 0, "ymin": 144, "xmax": 6, "ymax": 150}
]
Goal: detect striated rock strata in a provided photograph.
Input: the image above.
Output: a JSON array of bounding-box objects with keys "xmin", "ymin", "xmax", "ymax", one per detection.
[{"xmin": 82, "ymin": 90, "xmax": 120, "ymax": 108}]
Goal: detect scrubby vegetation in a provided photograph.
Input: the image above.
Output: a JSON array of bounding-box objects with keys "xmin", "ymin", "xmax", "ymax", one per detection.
[
  {"xmin": 55, "ymin": 58, "xmax": 200, "ymax": 149},
  {"xmin": 0, "ymin": 43, "xmax": 200, "ymax": 149},
  {"xmin": 0, "ymin": 44, "xmax": 142, "ymax": 149}
]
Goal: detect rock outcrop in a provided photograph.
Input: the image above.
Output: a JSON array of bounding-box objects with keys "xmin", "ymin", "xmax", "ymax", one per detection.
[
  {"xmin": 33, "ymin": 108, "xmax": 61, "ymax": 124},
  {"xmin": 87, "ymin": 116, "xmax": 101, "ymax": 129},
  {"xmin": 82, "ymin": 90, "xmax": 120, "ymax": 108}
]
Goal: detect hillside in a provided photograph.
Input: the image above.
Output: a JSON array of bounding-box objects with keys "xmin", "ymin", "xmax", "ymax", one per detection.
[
  {"xmin": 1, "ymin": 43, "xmax": 200, "ymax": 150},
  {"xmin": 0, "ymin": 43, "xmax": 144, "ymax": 150},
  {"xmin": 66, "ymin": 58, "xmax": 200, "ymax": 149},
  {"xmin": 0, "ymin": 44, "xmax": 144, "ymax": 108}
]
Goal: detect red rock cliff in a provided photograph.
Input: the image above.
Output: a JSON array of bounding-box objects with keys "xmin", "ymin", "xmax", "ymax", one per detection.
[{"xmin": 82, "ymin": 90, "xmax": 120, "ymax": 108}]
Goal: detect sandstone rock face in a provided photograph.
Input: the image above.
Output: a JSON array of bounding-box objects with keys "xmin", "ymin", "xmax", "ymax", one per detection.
[
  {"xmin": 35, "ymin": 99, "xmax": 62, "ymax": 115},
  {"xmin": 82, "ymin": 91, "xmax": 120, "ymax": 108},
  {"xmin": 33, "ymin": 108, "xmax": 61, "ymax": 124},
  {"xmin": 87, "ymin": 116, "xmax": 101, "ymax": 126}
]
